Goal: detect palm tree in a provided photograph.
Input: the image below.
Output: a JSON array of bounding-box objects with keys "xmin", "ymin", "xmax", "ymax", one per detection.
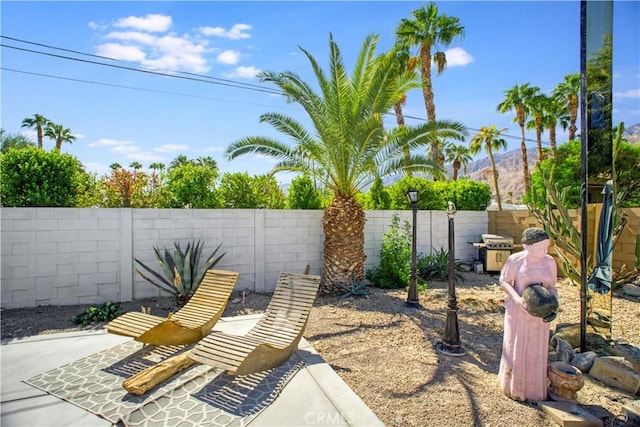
[
  {"xmin": 444, "ymin": 142, "xmax": 472, "ymax": 180},
  {"xmin": 149, "ymin": 162, "xmax": 165, "ymax": 173},
  {"xmin": 497, "ymin": 83, "xmax": 539, "ymax": 191},
  {"xmin": 525, "ymin": 91, "xmax": 546, "ymax": 163},
  {"xmin": 225, "ymin": 34, "xmax": 466, "ymax": 291},
  {"xmin": 195, "ymin": 156, "xmax": 218, "ymax": 170},
  {"xmin": 395, "ymin": 2, "xmax": 465, "ymax": 168},
  {"xmin": 390, "ymin": 46, "xmax": 418, "ymax": 172},
  {"xmin": 169, "ymin": 155, "xmax": 191, "ymax": 170},
  {"xmin": 129, "ymin": 161, "xmax": 143, "ymax": 170},
  {"xmin": 44, "ymin": 123, "xmax": 76, "ymax": 152},
  {"xmin": 542, "ymin": 95, "xmax": 569, "ymax": 157},
  {"xmin": 552, "ymin": 73, "xmax": 580, "ymax": 141},
  {"xmin": 469, "ymin": 126, "xmax": 508, "ymax": 211},
  {"xmin": 110, "ymin": 162, "xmax": 122, "ymax": 170},
  {"xmin": 21, "ymin": 114, "xmax": 51, "ymax": 149}
]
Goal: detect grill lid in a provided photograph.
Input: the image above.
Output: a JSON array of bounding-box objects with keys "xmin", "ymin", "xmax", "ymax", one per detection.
[{"xmin": 481, "ymin": 234, "xmax": 513, "ymax": 249}]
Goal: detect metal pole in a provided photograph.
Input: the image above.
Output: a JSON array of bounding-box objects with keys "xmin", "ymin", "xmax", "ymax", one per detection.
[
  {"xmin": 436, "ymin": 202, "xmax": 465, "ymax": 356},
  {"xmin": 406, "ymin": 202, "xmax": 419, "ymax": 307}
]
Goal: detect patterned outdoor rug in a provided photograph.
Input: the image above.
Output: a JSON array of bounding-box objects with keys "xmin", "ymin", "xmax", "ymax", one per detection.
[{"xmin": 24, "ymin": 340, "xmax": 305, "ymax": 427}]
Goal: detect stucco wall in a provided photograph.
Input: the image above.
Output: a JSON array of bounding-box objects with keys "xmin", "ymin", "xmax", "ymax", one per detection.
[{"xmin": 1, "ymin": 208, "xmax": 487, "ymax": 309}]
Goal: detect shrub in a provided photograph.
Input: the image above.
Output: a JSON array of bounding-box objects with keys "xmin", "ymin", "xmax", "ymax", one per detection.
[
  {"xmin": 287, "ymin": 173, "xmax": 323, "ymax": 209},
  {"xmin": 366, "ymin": 214, "xmax": 411, "ymax": 289},
  {"xmin": 71, "ymin": 302, "xmax": 123, "ymax": 326},
  {"xmin": 0, "ymin": 146, "xmax": 81, "ymax": 207},
  {"xmin": 417, "ymin": 247, "xmax": 464, "ymax": 282}
]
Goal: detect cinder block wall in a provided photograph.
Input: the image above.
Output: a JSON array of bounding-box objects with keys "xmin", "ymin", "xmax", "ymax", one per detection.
[{"xmin": 1, "ymin": 208, "xmax": 488, "ymax": 309}]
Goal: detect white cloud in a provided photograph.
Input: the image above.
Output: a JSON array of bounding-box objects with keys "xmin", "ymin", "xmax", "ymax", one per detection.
[
  {"xmin": 154, "ymin": 144, "xmax": 188, "ymax": 153},
  {"xmin": 443, "ymin": 47, "xmax": 474, "ymax": 67},
  {"xmin": 88, "ymin": 138, "xmax": 135, "ymax": 147},
  {"xmin": 216, "ymin": 50, "xmax": 240, "ymax": 65},
  {"xmin": 198, "ymin": 23, "xmax": 251, "ymax": 39},
  {"xmin": 95, "ymin": 43, "xmax": 147, "ymax": 61},
  {"xmin": 115, "ymin": 14, "xmax": 172, "ymax": 32},
  {"xmin": 614, "ymin": 89, "xmax": 640, "ymax": 99},
  {"xmin": 224, "ymin": 65, "xmax": 261, "ymax": 79},
  {"xmin": 103, "ymin": 31, "xmax": 156, "ymax": 45}
]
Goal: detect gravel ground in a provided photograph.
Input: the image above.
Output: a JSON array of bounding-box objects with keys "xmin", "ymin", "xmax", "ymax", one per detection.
[{"xmin": 2, "ymin": 272, "xmax": 638, "ymax": 426}]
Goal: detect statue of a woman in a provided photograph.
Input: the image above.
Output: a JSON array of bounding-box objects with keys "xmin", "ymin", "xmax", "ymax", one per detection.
[{"xmin": 498, "ymin": 227, "xmax": 559, "ymax": 402}]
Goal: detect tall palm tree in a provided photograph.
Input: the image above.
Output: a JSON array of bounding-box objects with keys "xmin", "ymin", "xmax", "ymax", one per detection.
[
  {"xmin": 541, "ymin": 95, "xmax": 569, "ymax": 157},
  {"xmin": 44, "ymin": 123, "xmax": 76, "ymax": 152},
  {"xmin": 497, "ymin": 83, "xmax": 538, "ymax": 191},
  {"xmin": 444, "ymin": 142, "xmax": 472, "ymax": 180},
  {"xmin": 552, "ymin": 73, "xmax": 580, "ymax": 141},
  {"xmin": 225, "ymin": 34, "xmax": 466, "ymax": 291},
  {"xmin": 525, "ymin": 91, "xmax": 547, "ymax": 163},
  {"xmin": 110, "ymin": 162, "xmax": 122, "ymax": 170},
  {"xmin": 129, "ymin": 161, "xmax": 143, "ymax": 170},
  {"xmin": 469, "ymin": 126, "xmax": 508, "ymax": 211},
  {"xmin": 21, "ymin": 114, "xmax": 51, "ymax": 149},
  {"xmin": 395, "ymin": 2, "xmax": 465, "ymax": 168},
  {"xmin": 390, "ymin": 46, "xmax": 418, "ymax": 172}
]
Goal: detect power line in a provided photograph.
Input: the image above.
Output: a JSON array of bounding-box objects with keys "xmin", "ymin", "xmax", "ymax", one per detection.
[{"xmin": 1, "ymin": 67, "xmax": 297, "ymax": 111}]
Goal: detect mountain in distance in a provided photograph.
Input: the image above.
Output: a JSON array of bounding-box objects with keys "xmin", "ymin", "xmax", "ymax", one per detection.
[{"xmin": 623, "ymin": 123, "xmax": 640, "ymax": 144}]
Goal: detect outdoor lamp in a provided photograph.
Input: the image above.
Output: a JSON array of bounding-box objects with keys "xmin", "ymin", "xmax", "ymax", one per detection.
[
  {"xmin": 405, "ymin": 188, "xmax": 419, "ymax": 308},
  {"xmin": 436, "ymin": 201, "xmax": 466, "ymax": 356}
]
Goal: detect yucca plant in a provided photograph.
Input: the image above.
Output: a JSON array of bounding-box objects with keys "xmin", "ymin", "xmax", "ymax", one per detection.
[{"xmin": 134, "ymin": 240, "xmax": 226, "ymax": 306}]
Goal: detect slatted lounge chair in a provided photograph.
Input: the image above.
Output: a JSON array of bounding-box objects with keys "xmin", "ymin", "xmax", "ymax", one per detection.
[
  {"xmin": 105, "ymin": 269, "xmax": 239, "ymax": 346},
  {"xmin": 189, "ymin": 272, "xmax": 320, "ymax": 376}
]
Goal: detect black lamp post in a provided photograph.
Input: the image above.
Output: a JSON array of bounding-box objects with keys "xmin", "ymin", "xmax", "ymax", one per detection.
[
  {"xmin": 436, "ymin": 201, "xmax": 466, "ymax": 356},
  {"xmin": 405, "ymin": 188, "xmax": 419, "ymax": 308}
]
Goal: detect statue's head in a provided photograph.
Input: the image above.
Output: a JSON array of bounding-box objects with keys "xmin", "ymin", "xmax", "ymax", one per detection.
[{"xmin": 521, "ymin": 227, "xmax": 549, "ymax": 246}]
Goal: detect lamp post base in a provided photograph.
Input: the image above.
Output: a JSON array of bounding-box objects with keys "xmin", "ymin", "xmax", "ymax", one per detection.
[{"xmin": 435, "ymin": 341, "xmax": 466, "ymax": 357}]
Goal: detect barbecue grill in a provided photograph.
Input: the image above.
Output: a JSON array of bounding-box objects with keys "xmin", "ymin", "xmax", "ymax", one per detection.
[{"xmin": 471, "ymin": 234, "xmax": 515, "ymax": 272}]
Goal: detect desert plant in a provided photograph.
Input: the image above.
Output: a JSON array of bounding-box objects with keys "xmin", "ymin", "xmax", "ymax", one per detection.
[
  {"xmin": 71, "ymin": 302, "xmax": 122, "ymax": 326},
  {"xmin": 134, "ymin": 240, "xmax": 226, "ymax": 306},
  {"xmin": 417, "ymin": 246, "xmax": 464, "ymax": 282},
  {"xmin": 366, "ymin": 214, "xmax": 412, "ymax": 289},
  {"xmin": 336, "ymin": 272, "xmax": 371, "ymax": 299}
]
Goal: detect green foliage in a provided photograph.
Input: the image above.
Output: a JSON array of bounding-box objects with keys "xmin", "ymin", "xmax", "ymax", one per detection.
[
  {"xmin": 336, "ymin": 272, "xmax": 371, "ymax": 299},
  {"xmin": 287, "ymin": 174, "xmax": 323, "ymax": 209},
  {"xmin": 218, "ymin": 172, "xmax": 285, "ymax": 208},
  {"xmin": 75, "ymin": 171, "xmax": 105, "ymax": 207},
  {"xmin": 71, "ymin": 302, "xmax": 123, "ymax": 326},
  {"xmin": 417, "ymin": 247, "xmax": 464, "ymax": 282},
  {"xmin": 166, "ymin": 163, "xmax": 220, "ymax": 208},
  {"xmin": 387, "ymin": 176, "xmax": 491, "ymax": 210},
  {"xmin": 135, "ymin": 240, "xmax": 226, "ymax": 298},
  {"xmin": 366, "ymin": 214, "xmax": 411, "ymax": 289},
  {"xmin": 1, "ymin": 129, "xmax": 35, "ymax": 152},
  {"xmin": 0, "ymin": 146, "xmax": 81, "ymax": 207},
  {"xmin": 360, "ymin": 176, "xmax": 391, "ymax": 210}
]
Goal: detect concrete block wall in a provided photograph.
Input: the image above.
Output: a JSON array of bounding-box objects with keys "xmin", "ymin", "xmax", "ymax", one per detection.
[{"xmin": 1, "ymin": 207, "xmax": 488, "ymax": 309}]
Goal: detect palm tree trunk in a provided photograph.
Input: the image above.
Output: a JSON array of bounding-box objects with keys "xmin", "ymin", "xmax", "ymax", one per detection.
[
  {"xmin": 535, "ymin": 120, "xmax": 543, "ymax": 163},
  {"xmin": 37, "ymin": 126, "xmax": 43, "ymax": 149},
  {"xmin": 321, "ymin": 195, "xmax": 366, "ymax": 293},
  {"xmin": 517, "ymin": 110, "xmax": 530, "ymax": 191},
  {"xmin": 419, "ymin": 45, "xmax": 444, "ymax": 170},
  {"xmin": 549, "ymin": 124, "xmax": 557, "ymax": 157},
  {"xmin": 394, "ymin": 102, "xmax": 412, "ymax": 176},
  {"xmin": 453, "ymin": 159, "xmax": 460, "ymax": 180},
  {"xmin": 56, "ymin": 138, "xmax": 62, "ymax": 152},
  {"xmin": 568, "ymin": 97, "xmax": 578, "ymax": 141},
  {"xmin": 488, "ymin": 150, "xmax": 502, "ymax": 211}
]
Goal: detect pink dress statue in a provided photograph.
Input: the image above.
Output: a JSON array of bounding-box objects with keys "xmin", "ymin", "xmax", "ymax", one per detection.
[{"xmin": 498, "ymin": 228, "xmax": 558, "ymax": 402}]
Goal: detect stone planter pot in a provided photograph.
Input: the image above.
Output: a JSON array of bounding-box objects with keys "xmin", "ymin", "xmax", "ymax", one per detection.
[{"xmin": 547, "ymin": 361, "xmax": 584, "ymax": 403}]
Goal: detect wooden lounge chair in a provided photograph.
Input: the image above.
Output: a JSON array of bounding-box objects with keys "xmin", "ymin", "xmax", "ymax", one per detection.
[
  {"xmin": 105, "ymin": 269, "xmax": 239, "ymax": 346},
  {"xmin": 188, "ymin": 272, "xmax": 321, "ymax": 376},
  {"xmin": 122, "ymin": 272, "xmax": 320, "ymax": 395}
]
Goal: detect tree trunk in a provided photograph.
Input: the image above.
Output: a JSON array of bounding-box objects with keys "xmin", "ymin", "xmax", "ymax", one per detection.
[
  {"xmin": 488, "ymin": 149, "xmax": 502, "ymax": 211},
  {"xmin": 321, "ymin": 196, "xmax": 366, "ymax": 294},
  {"xmin": 394, "ymin": 102, "xmax": 411, "ymax": 176},
  {"xmin": 419, "ymin": 44, "xmax": 444, "ymax": 171},
  {"xmin": 568, "ymin": 97, "xmax": 578, "ymax": 141},
  {"xmin": 549, "ymin": 124, "xmax": 557, "ymax": 157}
]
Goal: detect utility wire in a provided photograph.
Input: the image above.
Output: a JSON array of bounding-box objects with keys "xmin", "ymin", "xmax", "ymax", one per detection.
[{"xmin": 2, "ymin": 35, "xmax": 554, "ymax": 146}]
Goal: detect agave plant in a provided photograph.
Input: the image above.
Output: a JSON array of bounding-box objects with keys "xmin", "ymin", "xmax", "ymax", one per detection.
[{"xmin": 134, "ymin": 240, "xmax": 226, "ymax": 306}]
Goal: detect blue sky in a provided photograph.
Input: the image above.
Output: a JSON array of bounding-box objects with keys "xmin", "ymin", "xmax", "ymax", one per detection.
[{"xmin": 2, "ymin": 1, "xmax": 639, "ymax": 183}]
